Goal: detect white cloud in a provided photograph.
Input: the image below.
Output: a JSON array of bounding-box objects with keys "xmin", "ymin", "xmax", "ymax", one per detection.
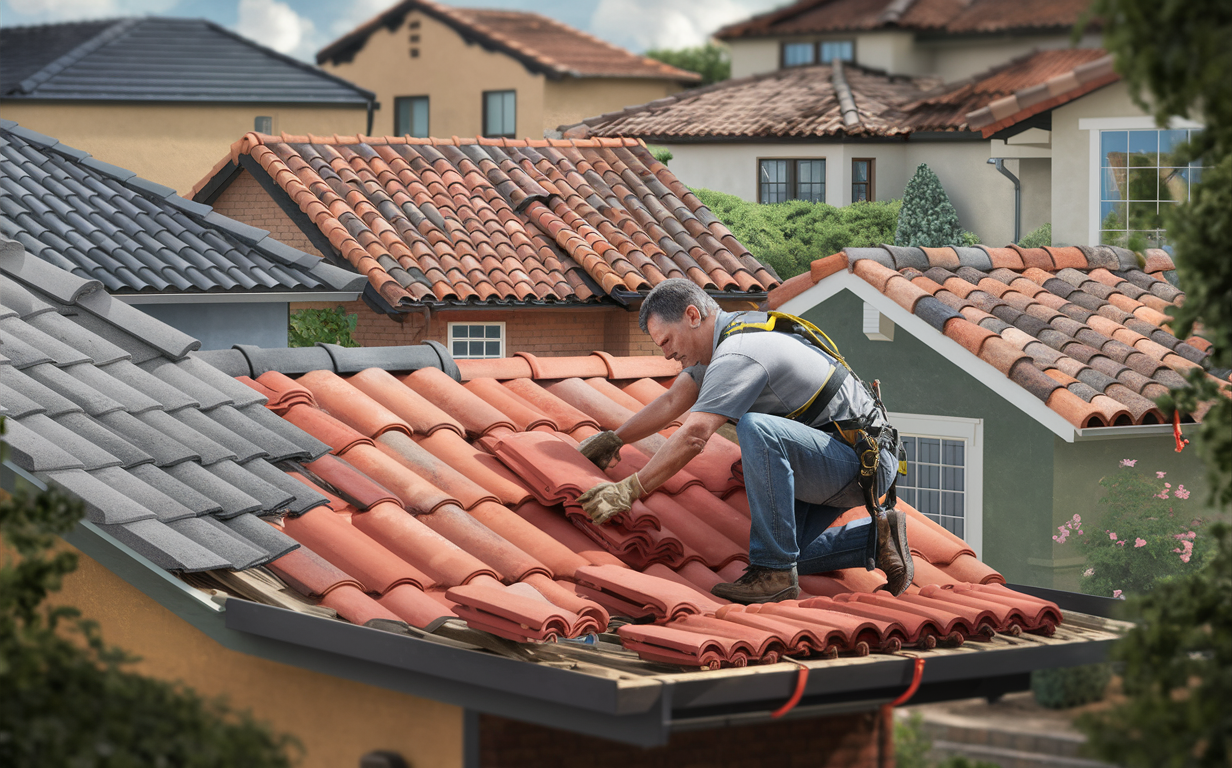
[
  {"xmin": 234, "ymin": 0, "xmax": 315, "ymax": 58},
  {"xmin": 325, "ymin": 0, "xmax": 399, "ymax": 40},
  {"xmin": 1, "ymin": 0, "xmax": 176, "ymax": 24},
  {"xmin": 590, "ymin": 0, "xmax": 781, "ymax": 52}
]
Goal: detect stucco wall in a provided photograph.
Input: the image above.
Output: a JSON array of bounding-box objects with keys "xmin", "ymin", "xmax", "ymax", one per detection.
[
  {"xmin": 1050, "ymin": 81, "xmax": 1151, "ymax": 247},
  {"xmin": 0, "ymin": 101, "xmax": 365, "ymax": 195},
  {"xmin": 922, "ymin": 33, "xmax": 1098, "ymax": 82},
  {"xmin": 800, "ymin": 289, "xmax": 1057, "ymax": 586},
  {"xmin": 543, "ymin": 77, "xmax": 681, "ymax": 134},
  {"xmin": 659, "ymin": 139, "xmax": 1016, "ymax": 244},
  {"xmin": 727, "ymin": 38, "xmax": 781, "ymax": 79},
  {"xmin": 1018, "ymin": 157, "xmax": 1053, "ymax": 238},
  {"xmin": 322, "ymin": 10, "xmax": 546, "ymax": 140},
  {"xmin": 135, "ymin": 301, "xmax": 289, "ymax": 350},
  {"xmin": 47, "ymin": 545, "xmax": 464, "ymax": 768}
]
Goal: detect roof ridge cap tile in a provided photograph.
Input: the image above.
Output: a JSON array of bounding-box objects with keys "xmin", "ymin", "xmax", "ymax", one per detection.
[{"xmin": 14, "ymin": 17, "xmax": 139, "ymax": 95}]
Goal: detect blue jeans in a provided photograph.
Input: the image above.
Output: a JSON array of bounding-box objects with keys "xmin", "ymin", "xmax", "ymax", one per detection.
[{"xmin": 736, "ymin": 412, "xmax": 897, "ymax": 574}]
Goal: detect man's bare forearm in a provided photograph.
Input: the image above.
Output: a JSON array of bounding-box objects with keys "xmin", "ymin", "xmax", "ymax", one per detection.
[
  {"xmin": 613, "ymin": 374, "xmax": 698, "ymax": 444},
  {"xmin": 637, "ymin": 410, "xmax": 727, "ymax": 492}
]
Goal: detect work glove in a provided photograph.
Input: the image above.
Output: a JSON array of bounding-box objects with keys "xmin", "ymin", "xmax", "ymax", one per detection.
[
  {"xmin": 576, "ymin": 473, "xmax": 644, "ymax": 525},
  {"xmin": 578, "ymin": 429, "xmax": 623, "ymax": 469}
]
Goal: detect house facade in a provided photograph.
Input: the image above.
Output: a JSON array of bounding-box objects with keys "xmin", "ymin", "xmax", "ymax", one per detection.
[
  {"xmin": 0, "ymin": 17, "xmax": 375, "ymax": 194},
  {"xmin": 316, "ymin": 0, "xmax": 699, "ymax": 141}
]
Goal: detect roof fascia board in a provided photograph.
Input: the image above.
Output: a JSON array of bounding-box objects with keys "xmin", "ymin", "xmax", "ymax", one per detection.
[
  {"xmin": 778, "ymin": 271, "xmax": 1078, "ymax": 441},
  {"xmin": 1074, "ymin": 422, "xmax": 1199, "ymax": 442},
  {"xmin": 115, "ymin": 291, "xmax": 360, "ymax": 305}
]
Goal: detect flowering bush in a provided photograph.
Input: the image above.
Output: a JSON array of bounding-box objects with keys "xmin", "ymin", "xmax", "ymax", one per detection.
[{"xmin": 1055, "ymin": 461, "xmax": 1214, "ymax": 597}]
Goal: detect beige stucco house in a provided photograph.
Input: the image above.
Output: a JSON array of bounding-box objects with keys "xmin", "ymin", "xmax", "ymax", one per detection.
[
  {"xmin": 315, "ymin": 0, "xmax": 699, "ymax": 141},
  {"xmin": 0, "ymin": 17, "xmax": 374, "ymax": 194}
]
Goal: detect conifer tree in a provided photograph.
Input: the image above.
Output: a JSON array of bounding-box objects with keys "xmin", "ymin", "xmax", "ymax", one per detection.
[{"xmin": 894, "ymin": 163, "xmax": 963, "ymax": 247}]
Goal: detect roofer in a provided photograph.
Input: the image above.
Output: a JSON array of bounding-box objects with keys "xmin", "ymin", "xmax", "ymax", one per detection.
[{"xmin": 575, "ymin": 278, "xmax": 913, "ymax": 603}]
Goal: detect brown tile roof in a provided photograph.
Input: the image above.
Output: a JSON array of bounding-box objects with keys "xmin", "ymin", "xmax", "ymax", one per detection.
[
  {"xmin": 768, "ymin": 245, "xmax": 1226, "ymax": 429},
  {"xmin": 192, "ymin": 133, "xmax": 777, "ymax": 310},
  {"xmin": 564, "ymin": 63, "xmax": 933, "ymax": 141},
  {"xmin": 964, "ymin": 52, "xmax": 1117, "ymax": 136},
  {"xmin": 316, "ymin": 0, "xmax": 699, "ymax": 82},
  {"xmin": 902, "ymin": 48, "xmax": 1111, "ymax": 132},
  {"xmin": 715, "ymin": 0, "xmax": 1095, "ymax": 39},
  {"xmin": 218, "ymin": 347, "xmax": 1064, "ymax": 666}
]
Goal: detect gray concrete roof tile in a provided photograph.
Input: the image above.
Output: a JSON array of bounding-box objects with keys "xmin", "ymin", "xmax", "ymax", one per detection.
[
  {"xmin": 170, "ymin": 407, "xmax": 266, "ymax": 464},
  {"xmin": 54, "ymin": 412, "xmax": 154, "ymax": 469},
  {"xmin": 134, "ymin": 409, "xmax": 237, "ymax": 465},
  {"xmin": 139, "ymin": 358, "xmax": 231, "ymax": 409},
  {"xmin": 24, "ymin": 362, "xmax": 125, "ymax": 416},
  {"xmin": 97, "ymin": 358, "xmax": 199, "ymax": 412},
  {"xmin": 242, "ymin": 459, "xmax": 328, "ymax": 515},
  {"xmin": 220, "ymin": 514, "xmax": 299, "ymax": 563},
  {"xmin": 1, "ymin": 365, "xmax": 82, "ymax": 417},
  {"xmin": 0, "ymin": 314, "xmax": 91, "ymax": 365},
  {"xmin": 74, "ymin": 289, "xmax": 199, "ymax": 359},
  {"xmin": 0, "ymin": 416, "xmax": 83, "ymax": 471},
  {"xmin": 64, "ymin": 362, "xmax": 162, "ymax": 414},
  {"xmin": 168, "ymin": 517, "xmax": 267, "ymax": 570},
  {"xmin": 206, "ymin": 405, "xmax": 305, "ymax": 463},
  {"xmin": 95, "ymin": 410, "xmax": 200, "ymax": 467},
  {"xmin": 45, "ymin": 468, "xmax": 155, "ymax": 524},
  {"xmin": 26, "ymin": 310, "xmax": 131, "ymax": 366},
  {"xmin": 236, "ymin": 403, "xmax": 331, "ymax": 461},
  {"xmin": 19, "ymin": 412, "xmax": 121, "ymax": 470},
  {"xmin": 91, "ymin": 466, "xmax": 196, "ymax": 522},
  {"xmin": 128, "ymin": 463, "xmax": 222, "ymax": 517},
  {"xmin": 100, "ymin": 518, "xmax": 230, "ymax": 572},
  {"xmin": 0, "ymin": 378, "xmax": 46, "ymax": 419},
  {"xmin": 0, "ymin": 325, "xmax": 55, "ymax": 368},
  {"xmin": 164, "ymin": 460, "xmax": 262, "ymax": 518},
  {"xmin": 205, "ymin": 459, "xmax": 294, "ymax": 516},
  {"xmin": 178, "ymin": 355, "xmax": 268, "ymax": 409}
]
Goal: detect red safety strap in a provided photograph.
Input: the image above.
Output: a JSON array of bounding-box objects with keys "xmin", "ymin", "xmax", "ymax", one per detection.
[
  {"xmin": 1173, "ymin": 411, "xmax": 1189, "ymax": 453},
  {"xmin": 889, "ymin": 658, "xmax": 926, "ymax": 707},
  {"xmin": 771, "ymin": 662, "xmax": 809, "ymax": 718}
]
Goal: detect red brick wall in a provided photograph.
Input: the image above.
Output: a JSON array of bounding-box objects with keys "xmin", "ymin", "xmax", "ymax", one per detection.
[
  {"xmin": 478, "ymin": 710, "xmax": 886, "ymax": 768},
  {"xmin": 208, "ymin": 169, "xmax": 325, "ymax": 258}
]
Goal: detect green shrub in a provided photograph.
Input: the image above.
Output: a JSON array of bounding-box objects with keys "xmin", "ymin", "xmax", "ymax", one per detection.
[
  {"xmin": 894, "ymin": 712, "xmax": 932, "ymax": 768},
  {"xmin": 1018, "ymin": 222, "xmax": 1052, "ymax": 248},
  {"xmin": 1031, "ymin": 664, "xmax": 1114, "ymax": 709},
  {"xmin": 692, "ymin": 187, "xmax": 901, "ymax": 279},
  {"xmin": 648, "ymin": 145, "xmax": 673, "ymax": 165},
  {"xmin": 289, "ymin": 306, "xmax": 359, "ymax": 347},
  {"xmin": 895, "ymin": 164, "xmax": 964, "ymax": 247},
  {"xmin": 644, "ymin": 43, "xmax": 730, "ymax": 86},
  {"xmin": 959, "ymin": 230, "xmax": 981, "ymax": 246}
]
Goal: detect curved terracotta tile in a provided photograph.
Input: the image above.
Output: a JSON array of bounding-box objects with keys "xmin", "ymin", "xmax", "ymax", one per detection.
[
  {"xmin": 920, "ymin": 247, "xmax": 960, "ymax": 270},
  {"xmin": 520, "ymin": 573, "xmax": 609, "ymax": 628},
  {"xmin": 958, "ymin": 583, "xmax": 1063, "ymax": 633},
  {"xmin": 1046, "ymin": 387, "xmax": 1104, "ymax": 428},
  {"xmin": 900, "ymin": 588, "xmax": 998, "ymax": 636},
  {"xmin": 978, "ymin": 337, "xmax": 1028, "ymax": 374},
  {"xmin": 235, "ymin": 375, "xmax": 277, "ymax": 402},
  {"xmin": 714, "ymin": 605, "xmax": 842, "ymax": 656},
  {"xmin": 502, "ymin": 378, "xmax": 601, "ymax": 433},
  {"xmin": 281, "ymin": 508, "xmax": 435, "ymax": 593},
  {"xmin": 464, "ymin": 377, "xmax": 558, "ymax": 431},
  {"xmin": 899, "ymin": 504, "xmax": 976, "ymax": 566},
  {"xmin": 1143, "ymin": 248, "xmax": 1174, "ymax": 272},
  {"xmin": 340, "ymin": 443, "xmax": 460, "ymax": 514},
  {"xmin": 981, "ymin": 246, "xmax": 1023, "ymax": 270},
  {"xmin": 641, "ymin": 493, "xmax": 745, "ymax": 569},
  {"xmin": 352, "ymin": 501, "xmax": 500, "ymax": 586},
  {"xmin": 575, "ymin": 563, "xmax": 723, "ymax": 620},
  {"xmin": 419, "ymin": 503, "xmax": 550, "ymax": 582},
  {"xmin": 1089, "ymin": 394, "xmax": 1133, "ymax": 426},
  {"xmin": 468, "ymin": 500, "xmax": 592, "ymax": 580},
  {"xmin": 489, "ymin": 429, "xmax": 612, "ymax": 506},
  {"xmin": 297, "ymin": 370, "xmax": 413, "ymax": 439},
  {"xmin": 266, "ymin": 543, "xmax": 364, "ymax": 598},
  {"xmin": 447, "ymin": 580, "xmax": 582, "ymax": 641},
  {"xmin": 283, "ymin": 404, "xmax": 373, "ymax": 454},
  {"xmin": 753, "ymin": 603, "xmax": 888, "ymax": 652},
  {"xmin": 851, "ymin": 258, "xmax": 899, "ymax": 293},
  {"xmin": 590, "ymin": 351, "xmax": 682, "ymax": 380},
  {"xmin": 942, "ymin": 554, "xmax": 1005, "ymax": 585},
  {"xmin": 767, "ymin": 272, "xmax": 815, "ymax": 309},
  {"xmin": 320, "ymin": 584, "xmax": 405, "ymax": 626},
  {"xmin": 1008, "ymin": 244, "xmax": 1053, "ymax": 270},
  {"xmin": 546, "ymin": 377, "xmax": 638, "ymax": 433},
  {"xmin": 883, "ymin": 274, "xmax": 930, "ymax": 313},
  {"xmin": 415, "ymin": 430, "xmax": 534, "ymax": 507},
  {"xmin": 617, "ymin": 624, "xmax": 742, "ymax": 669},
  {"xmin": 516, "ymin": 352, "xmax": 608, "ymax": 380},
  {"xmin": 1043, "ymin": 246, "xmax": 1087, "ymax": 270},
  {"xmin": 619, "ymin": 377, "xmax": 670, "ymax": 408},
  {"xmin": 671, "ymin": 614, "xmax": 787, "ymax": 662},
  {"xmin": 583, "ymin": 376, "xmax": 651, "ymax": 416},
  {"xmin": 302, "ymin": 453, "xmax": 400, "ymax": 510},
  {"xmin": 455, "ymin": 356, "xmax": 534, "ymax": 381},
  {"xmin": 918, "ymin": 584, "xmax": 1027, "ymax": 632},
  {"xmin": 911, "ymin": 557, "xmax": 961, "ymax": 587},
  {"xmin": 346, "ymin": 368, "xmax": 466, "ymax": 437},
  {"xmin": 1134, "ymin": 305, "xmax": 1172, "ymax": 328},
  {"xmin": 402, "ymin": 367, "xmax": 516, "ymax": 437},
  {"xmin": 812, "ymin": 594, "xmax": 936, "ymax": 646},
  {"xmin": 255, "ymin": 371, "xmax": 316, "ymax": 413},
  {"xmin": 810, "ymin": 252, "xmax": 850, "ymax": 282},
  {"xmin": 511, "ymin": 500, "xmax": 627, "ymax": 568},
  {"xmin": 375, "ymin": 432, "xmax": 497, "ymax": 509},
  {"xmin": 376, "ymin": 583, "xmax": 456, "ymax": 629},
  {"xmin": 675, "ymin": 560, "xmax": 726, "ymax": 594},
  {"xmin": 795, "ymin": 574, "xmax": 849, "ymax": 598}
]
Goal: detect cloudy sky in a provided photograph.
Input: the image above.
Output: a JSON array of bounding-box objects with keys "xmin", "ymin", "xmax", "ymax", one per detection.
[{"xmin": 0, "ymin": 0, "xmax": 785, "ymax": 60}]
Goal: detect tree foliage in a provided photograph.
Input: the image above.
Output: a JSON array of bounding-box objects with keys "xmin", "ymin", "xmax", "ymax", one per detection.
[
  {"xmin": 644, "ymin": 43, "xmax": 731, "ymax": 87},
  {"xmin": 693, "ymin": 187, "xmax": 901, "ymax": 279},
  {"xmin": 288, "ymin": 306, "xmax": 359, "ymax": 348},
  {"xmin": 894, "ymin": 164, "xmax": 964, "ymax": 248},
  {"xmin": 0, "ymin": 419, "xmax": 300, "ymax": 767},
  {"xmin": 1017, "ymin": 222, "xmax": 1052, "ymax": 249}
]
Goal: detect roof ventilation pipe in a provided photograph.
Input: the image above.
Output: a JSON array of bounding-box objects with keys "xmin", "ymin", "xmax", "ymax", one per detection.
[
  {"xmin": 988, "ymin": 158, "xmax": 1021, "ymax": 243},
  {"xmin": 831, "ymin": 59, "xmax": 861, "ymax": 128}
]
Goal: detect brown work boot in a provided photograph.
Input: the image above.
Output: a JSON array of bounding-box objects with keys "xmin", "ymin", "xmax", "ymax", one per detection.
[
  {"xmin": 711, "ymin": 564, "xmax": 799, "ymax": 604},
  {"xmin": 876, "ymin": 509, "xmax": 914, "ymax": 596}
]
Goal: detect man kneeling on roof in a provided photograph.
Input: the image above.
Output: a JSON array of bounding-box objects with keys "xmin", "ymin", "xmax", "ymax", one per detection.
[{"xmin": 576, "ymin": 278, "xmax": 913, "ymax": 604}]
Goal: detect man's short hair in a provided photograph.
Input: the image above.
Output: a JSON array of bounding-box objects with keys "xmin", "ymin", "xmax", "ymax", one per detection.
[{"xmin": 639, "ymin": 278, "xmax": 719, "ymax": 333}]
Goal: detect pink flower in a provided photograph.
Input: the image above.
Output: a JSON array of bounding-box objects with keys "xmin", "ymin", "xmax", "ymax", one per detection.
[
  {"xmin": 1165, "ymin": 483, "xmax": 1171, "ymax": 488},
  {"xmin": 1176, "ymin": 486, "xmax": 1191, "ymax": 500},
  {"xmin": 1117, "ymin": 540, "xmax": 1127, "ymax": 547},
  {"xmin": 1077, "ymin": 530, "xmax": 1084, "ymax": 535},
  {"xmin": 1186, "ymin": 531, "xmax": 1196, "ymax": 540},
  {"xmin": 1072, "ymin": 514, "xmax": 1082, "ymax": 523},
  {"xmin": 1108, "ymin": 532, "xmax": 1118, "ymax": 541},
  {"xmin": 1157, "ymin": 471, "xmax": 1167, "ymax": 478},
  {"xmin": 1174, "ymin": 533, "xmax": 1186, "ymax": 540},
  {"xmin": 1181, "ymin": 554, "xmax": 1191, "ymax": 563},
  {"xmin": 1113, "ymin": 589, "xmax": 1124, "ymax": 599},
  {"xmin": 1083, "ymin": 568, "xmax": 1094, "ymax": 577},
  {"xmin": 1134, "ymin": 538, "xmax": 1146, "ymax": 548},
  {"xmin": 1120, "ymin": 459, "xmax": 1138, "ymax": 467}
]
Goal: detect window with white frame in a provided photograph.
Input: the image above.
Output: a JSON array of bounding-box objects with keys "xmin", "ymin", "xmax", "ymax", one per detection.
[
  {"xmin": 888, "ymin": 412, "xmax": 984, "ymax": 557},
  {"xmin": 448, "ymin": 322, "xmax": 504, "ymax": 359},
  {"xmin": 1097, "ymin": 127, "xmax": 1206, "ymax": 248}
]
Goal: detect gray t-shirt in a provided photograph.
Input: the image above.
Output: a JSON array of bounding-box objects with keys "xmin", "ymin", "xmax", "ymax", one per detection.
[{"xmin": 688, "ymin": 310, "xmax": 874, "ymax": 427}]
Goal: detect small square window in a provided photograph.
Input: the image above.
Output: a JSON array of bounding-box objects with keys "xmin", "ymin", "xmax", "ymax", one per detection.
[
  {"xmin": 254, "ymin": 116, "xmax": 273, "ymax": 133},
  {"xmin": 820, "ymin": 40, "xmax": 854, "ymax": 62},
  {"xmin": 782, "ymin": 42, "xmax": 815, "ymax": 67},
  {"xmin": 395, "ymin": 96, "xmax": 429, "ymax": 138},
  {"xmin": 448, "ymin": 322, "xmax": 505, "ymax": 359},
  {"xmin": 483, "ymin": 90, "xmax": 516, "ymax": 138}
]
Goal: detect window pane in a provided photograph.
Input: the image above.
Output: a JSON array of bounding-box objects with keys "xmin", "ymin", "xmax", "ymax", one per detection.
[
  {"xmin": 921, "ymin": 464, "xmax": 940, "ymax": 489},
  {"xmin": 1101, "ymin": 166, "xmax": 1126, "ymax": 201},
  {"xmin": 942, "ymin": 440, "xmax": 964, "ymax": 465},
  {"xmin": 918, "ymin": 438, "xmax": 940, "ymax": 465},
  {"xmin": 1128, "ymin": 130, "xmax": 1158, "ymax": 165},
  {"xmin": 919, "ymin": 489, "xmax": 939, "ymax": 515},
  {"xmin": 820, "ymin": 40, "xmax": 853, "ymax": 62},
  {"xmin": 783, "ymin": 42, "xmax": 814, "ymax": 67},
  {"xmin": 899, "ymin": 488, "xmax": 916, "ymax": 508},
  {"xmin": 852, "ymin": 160, "xmax": 868, "ymax": 183},
  {"xmin": 485, "ymin": 91, "xmax": 516, "ymax": 137},
  {"xmin": 903, "ymin": 462, "xmax": 916, "ymax": 487},
  {"xmin": 1127, "ymin": 201, "xmax": 1160, "ymax": 231},
  {"xmin": 469, "ymin": 341, "xmax": 484, "ymax": 357},
  {"xmin": 485, "ymin": 325, "xmax": 501, "ymax": 338},
  {"xmin": 1126, "ymin": 167, "xmax": 1158, "ymax": 200},
  {"xmin": 942, "ymin": 466, "xmax": 963, "ymax": 491},
  {"xmin": 1100, "ymin": 200, "xmax": 1127, "ymax": 230},
  {"xmin": 1160, "ymin": 169, "xmax": 1188, "ymax": 202},
  {"xmin": 902, "ymin": 436, "xmax": 916, "ymax": 462},
  {"xmin": 468, "ymin": 324, "xmax": 485, "ymax": 337},
  {"xmin": 759, "ymin": 159, "xmax": 789, "ymax": 203},
  {"xmin": 411, "ymin": 97, "xmax": 428, "ymax": 138},
  {"xmin": 1160, "ymin": 129, "xmax": 1187, "ymax": 165},
  {"xmin": 452, "ymin": 341, "xmax": 467, "ymax": 356},
  {"xmin": 796, "ymin": 159, "xmax": 824, "ymax": 202},
  {"xmin": 1101, "ymin": 131, "xmax": 1127, "ymax": 167},
  {"xmin": 485, "ymin": 341, "xmax": 501, "ymax": 356}
]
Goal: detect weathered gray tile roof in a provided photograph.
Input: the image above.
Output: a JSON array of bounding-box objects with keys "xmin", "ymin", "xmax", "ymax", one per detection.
[
  {"xmin": 0, "ymin": 120, "xmax": 366, "ymax": 296},
  {"xmin": 1, "ymin": 17, "xmax": 374, "ymax": 105},
  {"xmin": 0, "ymin": 235, "xmax": 337, "ymax": 571}
]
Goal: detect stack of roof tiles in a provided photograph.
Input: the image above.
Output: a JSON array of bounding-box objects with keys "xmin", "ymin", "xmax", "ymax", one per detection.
[
  {"xmin": 0, "ymin": 120, "xmax": 364, "ymax": 296},
  {"xmin": 769, "ymin": 243, "xmax": 1224, "ymax": 429},
  {"xmin": 194, "ymin": 133, "xmax": 779, "ymax": 309}
]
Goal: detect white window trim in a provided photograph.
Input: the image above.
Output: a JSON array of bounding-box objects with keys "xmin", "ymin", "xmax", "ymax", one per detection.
[
  {"xmin": 1080, "ymin": 116, "xmax": 1204, "ymax": 245},
  {"xmin": 888, "ymin": 412, "xmax": 984, "ymax": 560},
  {"xmin": 447, "ymin": 321, "xmax": 506, "ymax": 359}
]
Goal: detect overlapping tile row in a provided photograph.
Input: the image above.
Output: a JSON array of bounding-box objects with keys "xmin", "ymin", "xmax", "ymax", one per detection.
[
  {"xmin": 0, "ymin": 121, "xmax": 365, "ymax": 295},
  {"xmin": 317, "ymin": 0, "xmax": 699, "ymax": 82},
  {"xmin": 769, "ymin": 243, "xmax": 1226, "ymax": 429},
  {"xmin": 902, "ymin": 48, "xmax": 1112, "ymax": 132},
  {"xmin": 0, "ymin": 236, "xmax": 330, "ymax": 572},
  {"xmin": 565, "ymin": 64, "xmax": 932, "ymax": 141},
  {"xmin": 195, "ymin": 133, "xmax": 778, "ymax": 309},
  {"xmin": 964, "ymin": 53, "xmax": 1117, "ymax": 135},
  {"xmin": 714, "ymin": 0, "xmax": 1095, "ymax": 39},
  {"xmin": 224, "ymin": 345, "xmax": 1060, "ymax": 667}
]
